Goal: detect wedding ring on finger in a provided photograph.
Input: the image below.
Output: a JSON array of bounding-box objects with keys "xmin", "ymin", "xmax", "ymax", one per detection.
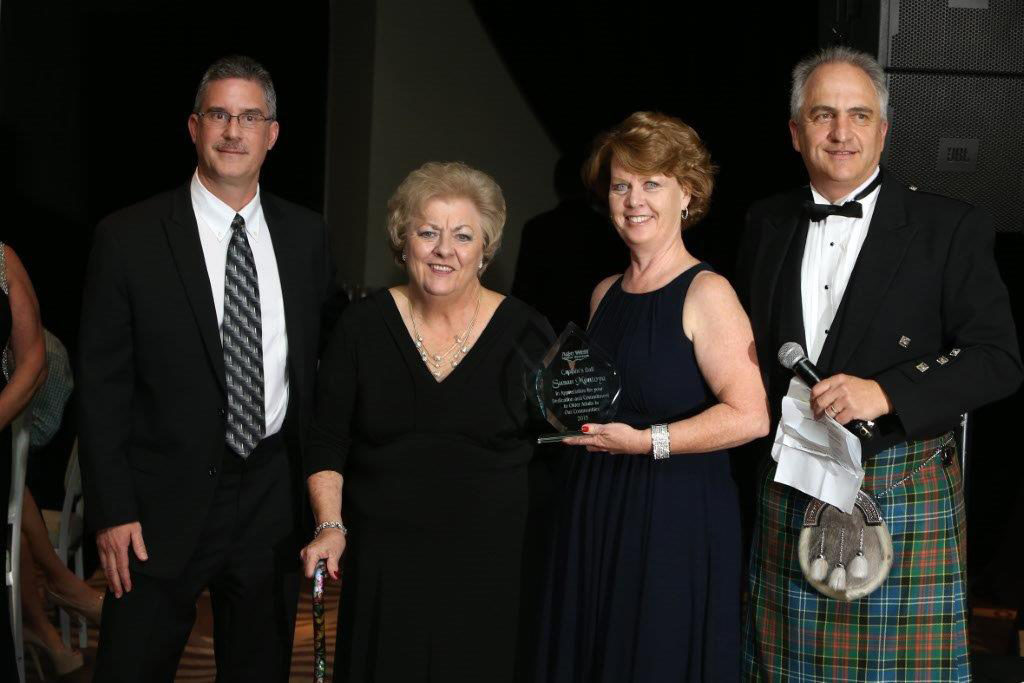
[{"xmin": 826, "ymin": 404, "xmax": 837, "ymax": 418}]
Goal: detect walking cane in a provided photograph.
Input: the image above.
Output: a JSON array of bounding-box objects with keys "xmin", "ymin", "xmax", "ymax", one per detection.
[{"xmin": 313, "ymin": 559, "xmax": 327, "ymax": 683}]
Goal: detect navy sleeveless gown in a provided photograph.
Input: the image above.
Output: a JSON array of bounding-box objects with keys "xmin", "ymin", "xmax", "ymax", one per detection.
[{"xmin": 536, "ymin": 264, "xmax": 741, "ymax": 682}]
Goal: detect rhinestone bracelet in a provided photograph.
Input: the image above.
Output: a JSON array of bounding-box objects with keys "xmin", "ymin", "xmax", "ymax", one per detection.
[
  {"xmin": 651, "ymin": 424, "xmax": 671, "ymax": 460},
  {"xmin": 314, "ymin": 520, "xmax": 348, "ymax": 538}
]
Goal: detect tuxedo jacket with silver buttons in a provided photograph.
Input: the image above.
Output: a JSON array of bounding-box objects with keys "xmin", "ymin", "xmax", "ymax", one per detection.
[{"xmin": 737, "ymin": 168, "xmax": 1022, "ymax": 457}]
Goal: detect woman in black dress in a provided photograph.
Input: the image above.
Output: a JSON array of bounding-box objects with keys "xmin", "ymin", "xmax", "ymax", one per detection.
[
  {"xmin": 0, "ymin": 243, "xmax": 48, "ymax": 678},
  {"xmin": 300, "ymin": 162, "xmax": 554, "ymax": 682},
  {"xmin": 535, "ymin": 112, "xmax": 770, "ymax": 682}
]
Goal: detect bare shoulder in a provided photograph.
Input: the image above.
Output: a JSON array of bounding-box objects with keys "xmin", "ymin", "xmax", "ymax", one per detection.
[
  {"xmin": 483, "ymin": 287, "xmax": 506, "ymax": 308},
  {"xmin": 683, "ymin": 270, "xmax": 746, "ymax": 339},
  {"xmin": 3, "ymin": 243, "xmax": 20, "ymax": 269},
  {"xmin": 686, "ymin": 270, "xmax": 739, "ymax": 308},
  {"xmin": 481, "ymin": 287, "xmax": 506, "ymax": 320},
  {"xmin": 2, "ymin": 244, "xmax": 31, "ymax": 286},
  {"xmin": 1, "ymin": 245, "xmax": 41, "ymax": 326},
  {"xmin": 387, "ymin": 285, "xmax": 408, "ymax": 306},
  {"xmin": 589, "ymin": 274, "xmax": 621, "ymax": 314}
]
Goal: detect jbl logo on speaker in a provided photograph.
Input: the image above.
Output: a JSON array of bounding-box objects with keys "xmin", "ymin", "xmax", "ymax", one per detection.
[{"xmin": 936, "ymin": 138, "xmax": 979, "ymax": 172}]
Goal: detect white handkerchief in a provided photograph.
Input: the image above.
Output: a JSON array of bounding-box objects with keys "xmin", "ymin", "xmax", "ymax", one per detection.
[{"xmin": 771, "ymin": 378, "xmax": 864, "ymax": 513}]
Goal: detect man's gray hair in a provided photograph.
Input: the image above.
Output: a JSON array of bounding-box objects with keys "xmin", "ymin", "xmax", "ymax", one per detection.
[
  {"xmin": 790, "ymin": 46, "xmax": 889, "ymax": 123},
  {"xmin": 193, "ymin": 55, "xmax": 278, "ymax": 119}
]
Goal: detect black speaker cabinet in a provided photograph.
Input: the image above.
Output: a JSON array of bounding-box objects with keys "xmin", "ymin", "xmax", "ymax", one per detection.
[
  {"xmin": 819, "ymin": 0, "xmax": 1024, "ymax": 232},
  {"xmin": 883, "ymin": 71, "xmax": 1024, "ymax": 233}
]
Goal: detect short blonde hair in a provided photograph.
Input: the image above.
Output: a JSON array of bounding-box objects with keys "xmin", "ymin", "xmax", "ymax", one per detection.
[
  {"xmin": 582, "ymin": 111, "xmax": 716, "ymax": 229},
  {"xmin": 386, "ymin": 161, "xmax": 506, "ymax": 271}
]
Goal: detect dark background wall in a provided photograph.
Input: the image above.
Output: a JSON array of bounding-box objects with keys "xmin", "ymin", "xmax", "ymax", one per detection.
[
  {"xmin": 0, "ymin": 0, "xmax": 329, "ymax": 355},
  {"xmin": 474, "ymin": 1, "xmax": 819, "ymax": 283},
  {"xmin": 0, "ymin": 0, "xmax": 329, "ymax": 511},
  {"xmin": 1, "ymin": 0, "xmax": 1020, "ymax": 600}
]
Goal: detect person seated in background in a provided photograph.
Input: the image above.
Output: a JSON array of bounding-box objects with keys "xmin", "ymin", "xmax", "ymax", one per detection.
[
  {"xmin": 19, "ymin": 322, "xmax": 97, "ymax": 676},
  {"xmin": 0, "ymin": 242, "xmax": 47, "ymax": 675},
  {"xmin": 19, "ymin": 486, "xmax": 103, "ymax": 676}
]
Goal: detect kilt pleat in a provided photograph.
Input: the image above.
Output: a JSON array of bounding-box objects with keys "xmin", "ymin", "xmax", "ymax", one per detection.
[{"xmin": 742, "ymin": 433, "xmax": 970, "ymax": 682}]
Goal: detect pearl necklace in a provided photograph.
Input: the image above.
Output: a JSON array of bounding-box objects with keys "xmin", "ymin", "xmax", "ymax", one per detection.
[{"xmin": 408, "ymin": 292, "xmax": 482, "ymax": 378}]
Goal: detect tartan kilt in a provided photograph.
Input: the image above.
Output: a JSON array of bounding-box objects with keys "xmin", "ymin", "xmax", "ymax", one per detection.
[{"xmin": 742, "ymin": 433, "xmax": 970, "ymax": 682}]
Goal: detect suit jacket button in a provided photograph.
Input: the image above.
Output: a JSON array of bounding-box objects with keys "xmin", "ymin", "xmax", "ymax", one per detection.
[{"xmin": 208, "ymin": 465, "xmax": 218, "ymax": 477}]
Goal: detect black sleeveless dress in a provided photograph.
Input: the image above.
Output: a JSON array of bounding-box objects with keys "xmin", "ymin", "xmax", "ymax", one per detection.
[{"xmin": 536, "ymin": 264, "xmax": 741, "ymax": 682}]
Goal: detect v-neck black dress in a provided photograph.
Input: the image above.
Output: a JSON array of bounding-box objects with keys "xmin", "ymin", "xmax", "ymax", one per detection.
[{"xmin": 306, "ymin": 290, "xmax": 555, "ymax": 683}]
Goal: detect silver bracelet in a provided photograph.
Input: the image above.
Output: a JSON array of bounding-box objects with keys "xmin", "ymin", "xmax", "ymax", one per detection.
[
  {"xmin": 650, "ymin": 424, "xmax": 671, "ymax": 460},
  {"xmin": 314, "ymin": 520, "xmax": 348, "ymax": 538}
]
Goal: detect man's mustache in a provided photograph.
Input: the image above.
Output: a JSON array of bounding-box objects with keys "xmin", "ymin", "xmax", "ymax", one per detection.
[{"xmin": 214, "ymin": 143, "xmax": 248, "ymax": 154}]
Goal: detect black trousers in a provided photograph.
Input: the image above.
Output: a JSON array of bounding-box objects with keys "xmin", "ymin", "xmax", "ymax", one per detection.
[{"xmin": 95, "ymin": 434, "xmax": 301, "ymax": 682}]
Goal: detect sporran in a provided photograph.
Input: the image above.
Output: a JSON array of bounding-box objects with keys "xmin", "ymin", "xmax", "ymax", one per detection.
[
  {"xmin": 797, "ymin": 435, "xmax": 956, "ymax": 600},
  {"xmin": 798, "ymin": 490, "xmax": 893, "ymax": 601}
]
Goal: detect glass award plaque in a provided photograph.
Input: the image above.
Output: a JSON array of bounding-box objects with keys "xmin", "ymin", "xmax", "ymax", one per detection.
[{"xmin": 532, "ymin": 322, "xmax": 621, "ymax": 444}]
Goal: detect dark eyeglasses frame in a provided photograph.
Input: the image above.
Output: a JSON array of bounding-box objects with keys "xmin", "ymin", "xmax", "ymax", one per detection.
[{"xmin": 195, "ymin": 110, "xmax": 276, "ymax": 129}]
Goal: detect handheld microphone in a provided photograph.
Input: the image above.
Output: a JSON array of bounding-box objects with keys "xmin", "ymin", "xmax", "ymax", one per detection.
[{"xmin": 778, "ymin": 342, "xmax": 875, "ymax": 440}]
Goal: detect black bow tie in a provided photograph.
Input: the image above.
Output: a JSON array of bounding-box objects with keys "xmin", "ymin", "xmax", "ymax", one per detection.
[
  {"xmin": 803, "ymin": 200, "xmax": 863, "ymax": 221},
  {"xmin": 802, "ymin": 172, "xmax": 883, "ymax": 222}
]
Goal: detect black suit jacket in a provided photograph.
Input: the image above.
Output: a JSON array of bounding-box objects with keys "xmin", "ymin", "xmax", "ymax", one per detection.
[
  {"xmin": 78, "ymin": 183, "xmax": 334, "ymax": 577},
  {"xmin": 737, "ymin": 170, "xmax": 1022, "ymax": 456}
]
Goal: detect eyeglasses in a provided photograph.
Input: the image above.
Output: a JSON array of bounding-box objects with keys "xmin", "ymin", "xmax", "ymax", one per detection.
[{"xmin": 195, "ymin": 110, "xmax": 275, "ymax": 129}]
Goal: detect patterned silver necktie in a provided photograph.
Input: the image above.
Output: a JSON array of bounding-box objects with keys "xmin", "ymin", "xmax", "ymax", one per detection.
[{"xmin": 223, "ymin": 213, "xmax": 265, "ymax": 457}]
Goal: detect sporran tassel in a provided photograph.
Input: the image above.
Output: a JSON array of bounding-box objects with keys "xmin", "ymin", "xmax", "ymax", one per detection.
[
  {"xmin": 828, "ymin": 564, "xmax": 848, "ymax": 591},
  {"xmin": 811, "ymin": 555, "xmax": 829, "ymax": 582},
  {"xmin": 811, "ymin": 531, "xmax": 829, "ymax": 581},
  {"xmin": 850, "ymin": 552, "xmax": 869, "ymax": 579},
  {"xmin": 850, "ymin": 528, "xmax": 869, "ymax": 579},
  {"xmin": 827, "ymin": 528, "xmax": 848, "ymax": 591}
]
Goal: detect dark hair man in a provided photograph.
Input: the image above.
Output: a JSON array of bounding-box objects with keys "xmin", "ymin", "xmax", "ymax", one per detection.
[{"xmin": 79, "ymin": 55, "xmax": 334, "ymax": 680}]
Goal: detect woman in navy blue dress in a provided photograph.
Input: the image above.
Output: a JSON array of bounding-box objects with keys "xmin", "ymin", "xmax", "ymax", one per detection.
[{"xmin": 535, "ymin": 112, "xmax": 769, "ymax": 682}]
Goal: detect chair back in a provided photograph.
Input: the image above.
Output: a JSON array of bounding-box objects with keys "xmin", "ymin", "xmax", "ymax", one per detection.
[
  {"xmin": 57, "ymin": 440, "xmax": 83, "ymax": 559},
  {"xmin": 64, "ymin": 440, "xmax": 81, "ymax": 500},
  {"xmin": 6, "ymin": 412, "xmax": 32, "ymax": 683}
]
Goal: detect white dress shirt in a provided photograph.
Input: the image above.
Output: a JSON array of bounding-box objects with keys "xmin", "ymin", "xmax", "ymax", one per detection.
[
  {"xmin": 800, "ymin": 167, "xmax": 881, "ymax": 364},
  {"xmin": 191, "ymin": 170, "xmax": 289, "ymax": 438}
]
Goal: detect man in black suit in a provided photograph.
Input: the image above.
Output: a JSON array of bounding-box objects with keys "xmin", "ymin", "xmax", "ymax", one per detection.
[
  {"xmin": 79, "ymin": 55, "xmax": 333, "ymax": 681},
  {"xmin": 738, "ymin": 47, "xmax": 1021, "ymax": 679}
]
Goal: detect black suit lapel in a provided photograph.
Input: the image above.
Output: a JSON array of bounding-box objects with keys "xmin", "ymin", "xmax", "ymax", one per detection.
[
  {"xmin": 262, "ymin": 194, "xmax": 304, "ymax": 397},
  {"xmin": 752, "ymin": 190, "xmax": 808, "ymax": 357},
  {"xmin": 822, "ymin": 175, "xmax": 916, "ymax": 374},
  {"xmin": 774, "ymin": 216, "xmax": 809, "ymax": 357},
  {"xmin": 163, "ymin": 185, "xmax": 227, "ymax": 395},
  {"xmin": 753, "ymin": 190, "xmax": 809, "ymax": 406}
]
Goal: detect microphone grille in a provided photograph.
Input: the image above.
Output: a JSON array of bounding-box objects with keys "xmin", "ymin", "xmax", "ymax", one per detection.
[{"xmin": 778, "ymin": 342, "xmax": 806, "ymax": 369}]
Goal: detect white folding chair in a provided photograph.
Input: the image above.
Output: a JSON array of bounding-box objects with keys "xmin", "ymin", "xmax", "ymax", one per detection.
[
  {"xmin": 44, "ymin": 440, "xmax": 87, "ymax": 649},
  {"xmin": 6, "ymin": 413, "xmax": 32, "ymax": 683}
]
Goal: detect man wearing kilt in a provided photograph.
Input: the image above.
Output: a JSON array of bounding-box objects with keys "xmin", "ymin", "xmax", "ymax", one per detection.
[{"xmin": 737, "ymin": 46, "xmax": 1022, "ymax": 681}]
